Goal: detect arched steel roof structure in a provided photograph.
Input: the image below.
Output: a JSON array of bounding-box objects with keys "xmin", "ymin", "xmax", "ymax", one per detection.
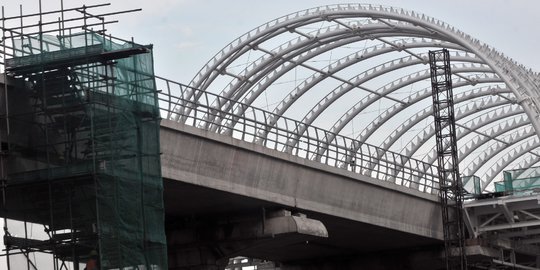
[{"xmin": 169, "ymin": 4, "xmax": 540, "ymax": 192}]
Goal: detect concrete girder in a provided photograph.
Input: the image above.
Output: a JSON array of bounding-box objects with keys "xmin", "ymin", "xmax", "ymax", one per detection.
[{"xmin": 161, "ymin": 120, "xmax": 443, "ymax": 242}]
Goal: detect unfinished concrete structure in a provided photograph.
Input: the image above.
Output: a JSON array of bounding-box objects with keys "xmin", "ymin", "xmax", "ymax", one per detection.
[
  {"xmin": 2, "ymin": 2, "xmax": 540, "ymax": 270},
  {"xmin": 0, "ymin": 3, "xmax": 166, "ymax": 270}
]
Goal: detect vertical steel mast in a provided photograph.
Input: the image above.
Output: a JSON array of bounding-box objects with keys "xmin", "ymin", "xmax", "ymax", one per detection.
[{"xmin": 429, "ymin": 49, "xmax": 467, "ymax": 270}]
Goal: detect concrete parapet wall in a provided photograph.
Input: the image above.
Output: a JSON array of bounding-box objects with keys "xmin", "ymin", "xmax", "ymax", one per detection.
[{"xmin": 160, "ymin": 119, "xmax": 443, "ymax": 240}]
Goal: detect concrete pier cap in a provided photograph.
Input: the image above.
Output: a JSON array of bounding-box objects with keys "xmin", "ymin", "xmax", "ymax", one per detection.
[{"xmin": 264, "ymin": 209, "xmax": 329, "ymax": 238}]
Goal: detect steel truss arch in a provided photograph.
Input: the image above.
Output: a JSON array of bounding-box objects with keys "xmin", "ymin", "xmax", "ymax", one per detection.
[
  {"xmin": 400, "ymin": 95, "xmax": 514, "ymax": 159},
  {"xmin": 185, "ymin": 4, "xmax": 540, "ymax": 192},
  {"xmin": 358, "ymin": 85, "xmax": 509, "ymax": 145},
  {"xmin": 282, "ymin": 59, "xmax": 493, "ymax": 151},
  {"xmin": 256, "ymin": 40, "xmax": 466, "ymax": 141},
  {"xmin": 477, "ymin": 135, "xmax": 540, "ymax": 190},
  {"xmin": 341, "ymin": 85, "xmax": 510, "ymax": 159},
  {"xmin": 456, "ymin": 108, "xmax": 526, "ymax": 163},
  {"xmin": 323, "ymin": 65, "xmax": 495, "ymax": 141},
  {"xmin": 424, "ymin": 106, "xmax": 528, "ymax": 177},
  {"xmin": 360, "ymin": 89, "xmax": 514, "ymax": 177},
  {"xmin": 466, "ymin": 128, "xmax": 537, "ymax": 178},
  {"xmin": 311, "ymin": 72, "xmax": 502, "ymax": 163},
  {"xmin": 204, "ymin": 27, "xmax": 460, "ymax": 131},
  {"xmin": 372, "ymin": 76, "xmax": 503, "ymax": 152}
]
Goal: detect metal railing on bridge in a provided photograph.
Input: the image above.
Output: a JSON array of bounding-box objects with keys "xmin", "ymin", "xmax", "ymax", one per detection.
[{"xmin": 156, "ymin": 76, "xmax": 438, "ymax": 194}]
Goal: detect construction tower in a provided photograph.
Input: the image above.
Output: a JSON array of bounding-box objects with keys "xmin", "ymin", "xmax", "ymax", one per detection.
[
  {"xmin": 0, "ymin": 3, "xmax": 167, "ymax": 269},
  {"xmin": 429, "ymin": 49, "xmax": 468, "ymax": 270}
]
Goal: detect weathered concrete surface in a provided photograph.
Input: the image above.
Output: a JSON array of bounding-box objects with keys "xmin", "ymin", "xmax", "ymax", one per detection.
[
  {"xmin": 160, "ymin": 119, "xmax": 443, "ymax": 241},
  {"xmin": 2, "ymin": 75, "xmax": 445, "ymax": 267}
]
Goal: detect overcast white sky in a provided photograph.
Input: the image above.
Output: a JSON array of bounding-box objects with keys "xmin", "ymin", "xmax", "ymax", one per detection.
[
  {"xmin": 4, "ymin": 0, "xmax": 540, "ymax": 84},
  {"xmin": 1, "ymin": 0, "xmax": 540, "ymax": 268}
]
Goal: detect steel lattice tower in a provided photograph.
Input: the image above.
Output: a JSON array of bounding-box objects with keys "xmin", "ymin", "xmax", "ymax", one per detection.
[{"xmin": 429, "ymin": 49, "xmax": 468, "ymax": 270}]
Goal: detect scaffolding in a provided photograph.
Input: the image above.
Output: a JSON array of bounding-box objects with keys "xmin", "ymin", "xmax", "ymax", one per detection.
[
  {"xmin": 429, "ymin": 49, "xmax": 468, "ymax": 270},
  {"xmin": 0, "ymin": 2, "xmax": 167, "ymax": 269}
]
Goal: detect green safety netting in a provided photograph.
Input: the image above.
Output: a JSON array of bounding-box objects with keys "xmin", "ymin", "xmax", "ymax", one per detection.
[
  {"xmin": 462, "ymin": 175, "xmax": 481, "ymax": 195},
  {"xmin": 494, "ymin": 166, "xmax": 540, "ymax": 194},
  {"xmin": 4, "ymin": 32, "xmax": 167, "ymax": 269}
]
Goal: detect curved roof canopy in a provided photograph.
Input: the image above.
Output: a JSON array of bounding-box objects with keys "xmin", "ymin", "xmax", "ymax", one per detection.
[{"xmin": 178, "ymin": 4, "xmax": 540, "ymax": 191}]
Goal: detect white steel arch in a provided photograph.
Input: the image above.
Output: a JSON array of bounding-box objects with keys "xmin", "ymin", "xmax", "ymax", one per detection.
[{"xmin": 181, "ymin": 4, "xmax": 540, "ymax": 191}]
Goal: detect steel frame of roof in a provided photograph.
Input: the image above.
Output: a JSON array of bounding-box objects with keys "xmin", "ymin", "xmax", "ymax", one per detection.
[{"xmin": 172, "ymin": 4, "xmax": 540, "ymax": 192}]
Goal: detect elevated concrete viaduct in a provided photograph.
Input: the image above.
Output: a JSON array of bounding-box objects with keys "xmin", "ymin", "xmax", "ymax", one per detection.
[
  {"xmin": 0, "ymin": 77, "xmax": 446, "ymax": 269},
  {"xmin": 160, "ymin": 120, "xmax": 444, "ymax": 269},
  {"xmin": 4, "ymin": 2, "xmax": 540, "ymax": 270},
  {"xmin": 0, "ymin": 74, "xmax": 447, "ymax": 268}
]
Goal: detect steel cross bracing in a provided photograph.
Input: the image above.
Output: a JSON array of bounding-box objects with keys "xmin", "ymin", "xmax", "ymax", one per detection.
[
  {"xmin": 429, "ymin": 49, "xmax": 467, "ymax": 270},
  {"xmin": 163, "ymin": 4, "xmax": 540, "ymax": 194},
  {"xmin": 463, "ymin": 195, "xmax": 540, "ymax": 269}
]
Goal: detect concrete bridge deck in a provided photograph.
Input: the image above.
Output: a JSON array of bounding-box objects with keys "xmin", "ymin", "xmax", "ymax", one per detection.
[
  {"xmin": 160, "ymin": 119, "xmax": 443, "ymax": 268},
  {"xmin": 1, "ymin": 72, "xmax": 445, "ymax": 269}
]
